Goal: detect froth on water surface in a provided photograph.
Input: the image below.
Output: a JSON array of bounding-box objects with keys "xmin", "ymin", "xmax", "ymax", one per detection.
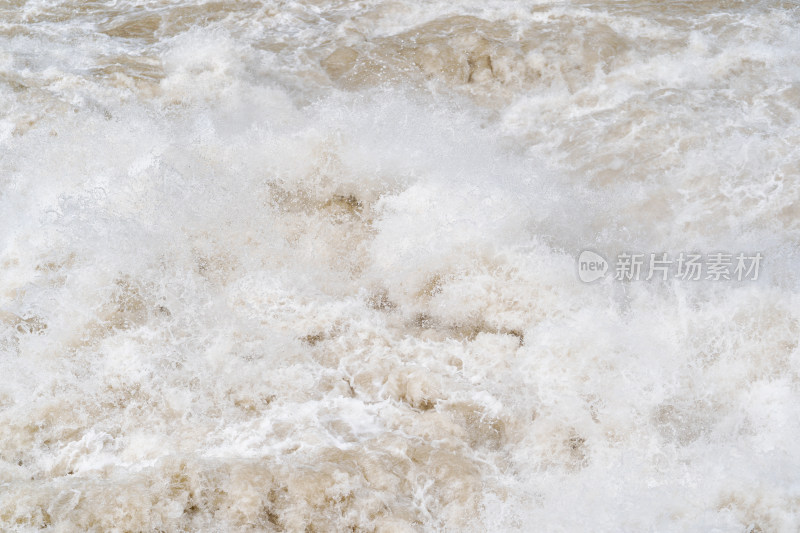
[{"xmin": 1, "ymin": 0, "xmax": 800, "ymax": 531}]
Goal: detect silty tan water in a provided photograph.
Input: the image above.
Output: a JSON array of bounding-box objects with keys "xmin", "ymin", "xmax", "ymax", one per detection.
[{"xmin": 1, "ymin": 0, "xmax": 799, "ymax": 531}]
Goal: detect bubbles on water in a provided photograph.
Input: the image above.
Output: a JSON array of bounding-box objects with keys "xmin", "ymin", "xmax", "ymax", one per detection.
[{"xmin": 1, "ymin": 0, "xmax": 800, "ymax": 530}]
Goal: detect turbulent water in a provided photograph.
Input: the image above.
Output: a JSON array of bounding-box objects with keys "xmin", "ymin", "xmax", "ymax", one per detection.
[{"xmin": 1, "ymin": 0, "xmax": 799, "ymax": 531}]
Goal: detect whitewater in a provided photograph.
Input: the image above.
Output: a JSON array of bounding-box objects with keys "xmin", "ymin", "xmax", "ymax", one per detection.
[{"xmin": 1, "ymin": 0, "xmax": 799, "ymax": 531}]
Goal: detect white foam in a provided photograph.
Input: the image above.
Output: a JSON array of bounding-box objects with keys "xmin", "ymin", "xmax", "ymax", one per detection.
[{"xmin": 1, "ymin": 0, "xmax": 799, "ymax": 530}]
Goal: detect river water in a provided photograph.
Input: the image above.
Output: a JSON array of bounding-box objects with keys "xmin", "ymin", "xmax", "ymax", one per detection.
[{"xmin": 1, "ymin": 0, "xmax": 799, "ymax": 531}]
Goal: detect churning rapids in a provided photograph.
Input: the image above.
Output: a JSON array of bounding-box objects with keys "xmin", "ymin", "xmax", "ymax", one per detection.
[{"xmin": 1, "ymin": 0, "xmax": 800, "ymax": 531}]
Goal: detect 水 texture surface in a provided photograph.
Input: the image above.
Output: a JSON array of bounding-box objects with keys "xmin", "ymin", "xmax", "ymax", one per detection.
[{"xmin": 1, "ymin": 0, "xmax": 800, "ymax": 531}]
